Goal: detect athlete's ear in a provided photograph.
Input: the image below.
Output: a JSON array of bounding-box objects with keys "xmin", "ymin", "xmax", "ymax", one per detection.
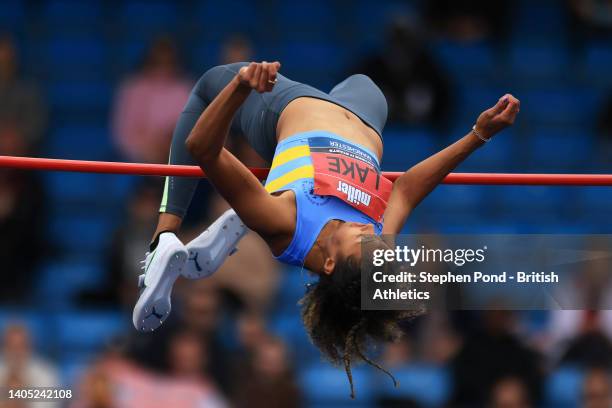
[{"xmin": 323, "ymin": 257, "xmax": 336, "ymax": 275}]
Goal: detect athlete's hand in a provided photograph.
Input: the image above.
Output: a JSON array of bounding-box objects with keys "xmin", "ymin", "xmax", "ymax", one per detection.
[
  {"xmin": 475, "ymin": 94, "xmax": 520, "ymax": 139},
  {"xmin": 237, "ymin": 61, "xmax": 281, "ymax": 93}
]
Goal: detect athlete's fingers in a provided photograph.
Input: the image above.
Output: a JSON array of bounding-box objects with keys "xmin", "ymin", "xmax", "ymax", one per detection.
[
  {"xmin": 246, "ymin": 62, "xmax": 257, "ymax": 80},
  {"xmin": 508, "ymin": 95, "xmax": 520, "ymax": 111},
  {"xmin": 239, "ymin": 66, "xmax": 248, "ymax": 78},
  {"xmin": 490, "ymin": 94, "xmax": 510, "ymax": 115},
  {"xmin": 499, "ymin": 100, "xmax": 520, "ymax": 125},
  {"xmin": 238, "ymin": 63, "xmax": 254, "ymax": 84},
  {"xmin": 250, "ymin": 63, "xmax": 262, "ymax": 89},
  {"xmin": 263, "ymin": 63, "xmax": 278, "ymax": 92},
  {"xmin": 258, "ymin": 62, "xmax": 270, "ymax": 92},
  {"xmin": 268, "ymin": 62, "xmax": 279, "ymax": 83}
]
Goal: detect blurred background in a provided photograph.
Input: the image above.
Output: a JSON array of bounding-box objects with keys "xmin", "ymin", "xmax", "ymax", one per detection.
[{"xmin": 0, "ymin": 0, "xmax": 611, "ymax": 407}]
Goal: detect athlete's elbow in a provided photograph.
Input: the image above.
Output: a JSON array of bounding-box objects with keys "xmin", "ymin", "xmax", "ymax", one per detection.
[
  {"xmin": 185, "ymin": 135, "xmax": 210, "ymax": 161},
  {"xmin": 185, "ymin": 134, "xmax": 198, "ymax": 154},
  {"xmin": 394, "ymin": 174, "xmax": 418, "ymax": 207}
]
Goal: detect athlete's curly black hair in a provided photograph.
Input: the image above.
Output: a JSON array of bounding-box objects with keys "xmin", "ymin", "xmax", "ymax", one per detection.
[{"xmin": 300, "ymin": 237, "xmax": 424, "ymax": 398}]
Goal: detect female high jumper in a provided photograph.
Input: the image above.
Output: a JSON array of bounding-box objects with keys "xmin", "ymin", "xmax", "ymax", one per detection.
[{"xmin": 134, "ymin": 61, "xmax": 519, "ymax": 395}]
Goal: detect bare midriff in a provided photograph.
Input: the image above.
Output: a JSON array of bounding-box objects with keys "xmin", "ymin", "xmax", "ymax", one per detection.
[{"xmin": 276, "ymin": 97, "xmax": 383, "ymax": 161}]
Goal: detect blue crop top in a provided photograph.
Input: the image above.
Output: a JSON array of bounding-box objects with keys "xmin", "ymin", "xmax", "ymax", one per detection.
[{"xmin": 264, "ymin": 130, "xmax": 384, "ymax": 267}]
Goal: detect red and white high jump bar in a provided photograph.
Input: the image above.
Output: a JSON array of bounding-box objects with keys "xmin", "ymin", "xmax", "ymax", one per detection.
[{"xmin": 0, "ymin": 155, "xmax": 611, "ymax": 186}]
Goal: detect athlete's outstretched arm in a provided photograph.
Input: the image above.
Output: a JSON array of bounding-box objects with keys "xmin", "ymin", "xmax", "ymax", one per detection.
[
  {"xmin": 382, "ymin": 94, "xmax": 520, "ymax": 234},
  {"xmin": 186, "ymin": 62, "xmax": 292, "ymax": 237}
]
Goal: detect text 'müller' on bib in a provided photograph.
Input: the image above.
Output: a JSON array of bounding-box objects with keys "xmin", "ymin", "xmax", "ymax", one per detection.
[{"xmin": 308, "ymin": 137, "xmax": 392, "ymax": 223}]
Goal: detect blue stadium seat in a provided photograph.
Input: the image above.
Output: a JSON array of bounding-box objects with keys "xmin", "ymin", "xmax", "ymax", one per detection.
[
  {"xmin": 584, "ymin": 42, "xmax": 612, "ymax": 86},
  {"xmin": 526, "ymin": 129, "xmax": 595, "ymax": 172},
  {"xmin": 113, "ymin": 40, "xmax": 145, "ymax": 74},
  {"xmin": 47, "ymin": 213, "xmax": 117, "ymax": 252},
  {"xmin": 36, "ymin": 260, "xmax": 105, "ymax": 307},
  {"xmin": 492, "ymin": 185, "xmax": 574, "ymax": 224},
  {"xmin": 195, "ymin": 0, "xmax": 260, "ymax": 40},
  {"xmin": 46, "ymin": 126, "xmax": 114, "ymax": 161},
  {"xmin": 520, "ymin": 88, "xmax": 602, "ymax": 127},
  {"xmin": 432, "ymin": 40, "xmax": 496, "ymax": 81},
  {"xmin": 577, "ymin": 187, "xmax": 612, "ymax": 229},
  {"xmin": 300, "ymin": 363, "xmax": 374, "ymax": 406},
  {"xmin": 420, "ymin": 184, "xmax": 488, "ymax": 214},
  {"xmin": 375, "ymin": 364, "xmax": 451, "ymax": 407},
  {"xmin": 450, "ymin": 128, "xmax": 517, "ymax": 172},
  {"xmin": 352, "ymin": 0, "xmax": 417, "ymax": 49},
  {"xmin": 42, "ymin": 37, "xmax": 108, "ymax": 79},
  {"xmin": 60, "ymin": 353, "xmax": 94, "ymax": 387},
  {"xmin": 455, "ymin": 85, "xmax": 507, "ymax": 120},
  {"xmin": 381, "ymin": 129, "xmax": 437, "ymax": 171},
  {"xmin": 511, "ymin": 0, "xmax": 568, "ymax": 41},
  {"xmin": 39, "ymin": 0, "xmax": 103, "ymax": 28},
  {"xmin": 277, "ymin": 41, "xmax": 348, "ymax": 90},
  {"xmin": 508, "ymin": 44, "xmax": 570, "ymax": 81},
  {"xmin": 273, "ymin": 266, "xmax": 313, "ymax": 312},
  {"xmin": 119, "ymin": 1, "xmax": 179, "ymax": 35},
  {"xmin": 190, "ymin": 42, "xmax": 222, "ymax": 72},
  {"xmin": 269, "ymin": 312, "xmax": 318, "ymax": 364},
  {"xmin": 0, "ymin": 0, "xmax": 25, "ymax": 30},
  {"xmin": 546, "ymin": 366, "xmax": 583, "ymax": 407},
  {"xmin": 43, "ymin": 171, "xmax": 110, "ymax": 205},
  {"xmin": 414, "ymin": 184, "xmax": 492, "ymax": 230},
  {"xmin": 276, "ymin": 2, "xmax": 338, "ymax": 40},
  {"xmin": 47, "ymin": 80, "xmax": 112, "ymax": 113},
  {"xmin": 54, "ymin": 312, "xmax": 127, "ymax": 352}
]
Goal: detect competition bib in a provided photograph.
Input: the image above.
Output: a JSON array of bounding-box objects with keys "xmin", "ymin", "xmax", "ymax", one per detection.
[{"xmin": 308, "ymin": 137, "xmax": 392, "ymax": 222}]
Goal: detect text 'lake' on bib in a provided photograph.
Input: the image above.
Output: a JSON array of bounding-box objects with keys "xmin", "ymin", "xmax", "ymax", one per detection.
[{"xmin": 308, "ymin": 137, "xmax": 392, "ymax": 222}]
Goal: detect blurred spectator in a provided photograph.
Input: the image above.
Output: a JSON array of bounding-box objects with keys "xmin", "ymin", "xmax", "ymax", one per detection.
[
  {"xmin": 166, "ymin": 330, "xmax": 227, "ymax": 405},
  {"xmin": 233, "ymin": 336, "xmax": 301, "ymax": 408},
  {"xmin": 3, "ymin": 370, "xmax": 28, "ymax": 408},
  {"xmin": 220, "ymin": 35, "xmax": 253, "ymax": 64},
  {"xmin": 112, "ymin": 37, "xmax": 192, "ymax": 163},
  {"xmin": 0, "ymin": 324, "xmax": 60, "ymax": 408},
  {"xmin": 598, "ymin": 95, "xmax": 612, "ymax": 157},
  {"xmin": 177, "ymin": 279, "xmax": 222, "ymax": 337},
  {"xmin": 381, "ymin": 338, "xmax": 413, "ymax": 368},
  {"xmin": 73, "ymin": 358, "xmax": 115, "ymax": 408},
  {"xmin": 73, "ymin": 346, "xmax": 227, "ymax": 408},
  {"xmin": 449, "ymin": 311, "xmax": 544, "ymax": 406},
  {"xmin": 176, "ymin": 280, "xmax": 235, "ymax": 392},
  {"xmin": 0, "ymin": 167, "xmax": 45, "ymax": 304},
  {"xmin": 235, "ymin": 312, "xmax": 268, "ymax": 354},
  {"xmin": 79, "ymin": 179, "xmax": 161, "ymax": 309},
  {"xmin": 548, "ymin": 248, "xmax": 612, "ymax": 367},
  {"xmin": 377, "ymin": 339, "xmax": 421, "ymax": 407},
  {"xmin": 355, "ymin": 18, "xmax": 451, "ymax": 127},
  {"xmin": 582, "ymin": 368, "xmax": 612, "ymax": 408},
  {"xmin": 487, "ymin": 376, "xmax": 533, "ymax": 408},
  {"xmin": 167, "ymin": 330, "xmax": 214, "ymax": 383},
  {"xmin": 559, "ymin": 311, "xmax": 612, "ymax": 369},
  {"xmin": 0, "ymin": 34, "xmax": 46, "ymax": 305},
  {"xmin": 569, "ymin": 0, "xmax": 612, "ymax": 37},
  {"xmin": 0, "ymin": 34, "xmax": 47, "ymax": 154},
  {"xmin": 424, "ymin": 0, "xmax": 510, "ymax": 42},
  {"xmin": 417, "ymin": 311, "xmax": 461, "ymax": 364}
]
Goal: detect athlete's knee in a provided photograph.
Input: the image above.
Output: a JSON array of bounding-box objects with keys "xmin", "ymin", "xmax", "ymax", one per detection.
[
  {"xmin": 194, "ymin": 63, "xmax": 249, "ymax": 100},
  {"xmin": 200, "ymin": 63, "xmax": 248, "ymax": 83}
]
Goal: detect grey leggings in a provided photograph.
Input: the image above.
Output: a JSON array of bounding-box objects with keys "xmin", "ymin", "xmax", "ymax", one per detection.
[{"xmin": 160, "ymin": 62, "xmax": 388, "ymax": 217}]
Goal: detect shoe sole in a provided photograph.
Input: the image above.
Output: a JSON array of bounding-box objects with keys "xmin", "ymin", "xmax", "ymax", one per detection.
[
  {"xmin": 132, "ymin": 250, "xmax": 187, "ymax": 332},
  {"xmin": 183, "ymin": 212, "xmax": 246, "ymax": 280}
]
